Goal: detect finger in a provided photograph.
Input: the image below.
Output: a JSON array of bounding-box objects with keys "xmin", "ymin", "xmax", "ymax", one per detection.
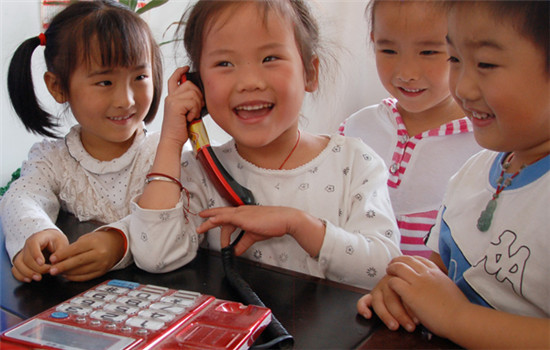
[
  {"xmin": 389, "ymin": 255, "xmax": 436, "ymax": 274},
  {"xmin": 11, "ymin": 264, "xmax": 34, "ymax": 283},
  {"xmin": 50, "ymin": 240, "xmax": 85, "ymax": 264},
  {"xmin": 163, "ymin": 86, "xmax": 204, "ymax": 125},
  {"xmin": 57, "ymin": 253, "xmax": 109, "ymax": 281},
  {"xmin": 404, "ymin": 303, "xmax": 420, "ymax": 325},
  {"xmin": 219, "ymin": 225, "xmax": 236, "ymax": 248},
  {"xmin": 196, "ymin": 217, "xmax": 219, "ymax": 234},
  {"xmin": 35, "ymin": 232, "xmax": 69, "ymax": 265},
  {"xmin": 197, "ymin": 209, "xmax": 238, "ymax": 233},
  {"xmin": 233, "ymin": 234, "xmax": 256, "ymax": 256},
  {"xmin": 386, "ymin": 261, "xmax": 416, "ymax": 279},
  {"xmin": 199, "ymin": 207, "xmax": 231, "ymax": 219},
  {"xmin": 386, "ymin": 277, "xmax": 417, "ymax": 332},
  {"xmin": 179, "ymin": 87, "xmax": 204, "ymax": 122},
  {"xmin": 167, "ymin": 66, "xmax": 190, "ymax": 94},
  {"xmin": 357, "ymin": 294, "xmax": 374, "ymax": 319},
  {"xmin": 50, "ymin": 249, "xmax": 92, "ymax": 276},
  {"xmin": 26, "ymin": 241, "xmax": 47, "ymax": 266},
  {"xmin": 12, "ymin": 261, "xmax": 49, "ymax": 282},
  {"xmin": 203, "ymin": 208, "xmax": 249, "ymax": 229},
  {"xmin": 185, "ymin": 89, "xmax": 205, "ymax": 123},
  {"xmin": 370, "ymin": 290, "xmax": 403, "ymax": 331},
  {"xmin": 20, "ymin": 249, "xmax": 50, "ymax": 276}
]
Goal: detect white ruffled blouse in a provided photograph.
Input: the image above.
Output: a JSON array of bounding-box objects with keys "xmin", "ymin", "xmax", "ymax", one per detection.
[{"xmin": 0, "ymin": 125, "xmax": 159, "ymax": 266}]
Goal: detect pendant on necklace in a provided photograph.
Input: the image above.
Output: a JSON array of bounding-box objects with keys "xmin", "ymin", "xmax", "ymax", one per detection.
[{"xmin": 477, "ymin": 197, "xmax": 498, "ymax": 232}]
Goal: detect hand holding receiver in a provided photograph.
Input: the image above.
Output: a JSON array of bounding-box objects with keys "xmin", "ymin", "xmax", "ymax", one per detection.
[
  {"xmin": 138, "ymin": 67, "xmax": 203, "ymax": 210},
  {"xmin": 182, "ymin": 72, "xmax": 255, "ymax": 207},
  {"xmin": 160, "ymin": 67, "xmax": 205, "ymax": 151}
]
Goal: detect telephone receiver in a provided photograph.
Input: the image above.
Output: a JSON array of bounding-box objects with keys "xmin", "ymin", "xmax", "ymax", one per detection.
[
  {"xmin": 181, "ymin": 72, "xmax": 255, "ymax": 207},
  {"xmin": 181, "ymin": 72, "xmax": 294, "ymax": 349}
]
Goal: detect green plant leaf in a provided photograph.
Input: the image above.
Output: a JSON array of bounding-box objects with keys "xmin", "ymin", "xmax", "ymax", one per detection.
[
  {"xmin": 137, "ymin": 0, "xmax": 169, "ymax": 14},
  {"xmin": 119, "ymin": 0, "xmax": 132, "ymax": 10},
  {"xmin": 121, "ymin": 0, "xmax": 139, "ymax": 11},
  {"xmin": 46, "ymin": 1, "xmax": 77, "ymax": 5}
]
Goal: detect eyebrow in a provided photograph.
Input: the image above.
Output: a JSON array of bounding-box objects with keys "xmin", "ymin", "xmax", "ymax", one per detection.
[
  {"xmin": 375, "ymin": 38, "xmax": 445, "ymax": 47},
  {"xmin": 87, "ymin": 63, "xmax": 150, "ymax": 77},
  {"xmin": 446, "ymin": 35, "xmax": 503, "ymax": 51},
  {"xmin": 207, "ymin": 42, "xmax": 287, "ymax": 57},
  {"xmin": 88, "ymin": 69, "xmax": 113, "ymax": 77}
]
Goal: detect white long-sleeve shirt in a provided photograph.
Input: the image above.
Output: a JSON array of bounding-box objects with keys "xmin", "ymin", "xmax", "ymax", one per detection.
[
  {"xmin": 0, "ymin": 125, "xmax": 159, "ymax": 269},
  {"xmin": 128, "ymin": 134, "xmax": 401, "ymax": 289}
]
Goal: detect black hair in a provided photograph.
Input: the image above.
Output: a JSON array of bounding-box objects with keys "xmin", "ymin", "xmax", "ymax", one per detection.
[{"xmin": 7, "ymin": 0, "xmax": 163, "ymax": 138}]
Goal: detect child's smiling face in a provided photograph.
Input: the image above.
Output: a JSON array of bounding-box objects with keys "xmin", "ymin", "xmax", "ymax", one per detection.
[
  {"xmin": 372, "ymin": 1, "xmax": 452, "ymax": 116},
  {"xmin": 60, "ymin": 39, "xmax": 154, "ymax": 160},
  {"xmin": 198, "ymin": 2, "xmax": 318, "ymax": 154},
  {"xmin": 447, "ymin": 5, "xmax": 550, "ymax": 161}
]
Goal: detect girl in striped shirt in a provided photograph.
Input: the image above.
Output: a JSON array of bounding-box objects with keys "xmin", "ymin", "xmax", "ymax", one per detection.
[{"xmin": 339, "ymin": 0, "xmax": 481, "ymax": 257}]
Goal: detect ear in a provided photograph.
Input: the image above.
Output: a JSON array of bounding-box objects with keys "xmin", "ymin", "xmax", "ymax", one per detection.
[
  {"xmin": 370, "ymin": 31, "xmax": 374, "ymax": 43},
  {"xmin": 44, "ymin": 71, "xmax": 67, "ymax": 103},
  {"xmin": 305, "ymin": 55, "xmax": 320, "ymax": 93}
]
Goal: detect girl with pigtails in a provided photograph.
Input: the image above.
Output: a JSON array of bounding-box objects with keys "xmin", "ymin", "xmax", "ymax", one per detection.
[{"xmin": 1, "ymin": 0, "xmax": 162, "ymax": 283}]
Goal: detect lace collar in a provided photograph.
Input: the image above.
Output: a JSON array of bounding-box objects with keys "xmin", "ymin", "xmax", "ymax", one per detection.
[{"xmin": 64, "ymin": 124, "xmax": 147, "ymax": 174}]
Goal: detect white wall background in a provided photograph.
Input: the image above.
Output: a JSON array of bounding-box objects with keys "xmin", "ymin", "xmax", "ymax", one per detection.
[{"xmin": 0, "ymin": 0, "xmax": 386, "ymax": 185}]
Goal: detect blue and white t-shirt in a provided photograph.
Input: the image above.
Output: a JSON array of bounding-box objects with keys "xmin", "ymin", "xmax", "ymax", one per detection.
[{"xmin": 426, "ymin": 150, "xmax": 550, "ymax": 317}]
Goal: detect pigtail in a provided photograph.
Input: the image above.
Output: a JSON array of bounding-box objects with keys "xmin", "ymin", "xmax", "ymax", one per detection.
[{"xmin": 7, "ymin": 35, "xmax": 59, "ymax": 138}]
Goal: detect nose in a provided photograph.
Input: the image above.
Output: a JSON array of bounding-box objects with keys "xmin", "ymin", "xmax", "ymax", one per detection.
[
  {"xmin": 113, "ymin": 83, "xmax": 134, "ymax": 109},
  {"xmin": 235, "ymin": 63, "xmax": 267, "ymax": 92},
  {"xmin": 395, "ymin": 55, "xmax": 420, "ymax": 83},
  {"xmin": 450, "ymin": 66, "xmax": 480, "ymax": 106}
]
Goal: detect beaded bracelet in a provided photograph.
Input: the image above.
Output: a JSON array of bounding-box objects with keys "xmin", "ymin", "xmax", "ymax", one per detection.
[{"xmin": 145, "ymin": 172, "xmax": 183, "ymax": 191}]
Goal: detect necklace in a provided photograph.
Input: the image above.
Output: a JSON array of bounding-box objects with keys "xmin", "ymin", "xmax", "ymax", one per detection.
[
  {"xmin": 278, "ymin": 130, "xmax": 301, "ymax": 170},
  {"xmin": 477, "ymin": 153, "xmax": 524, "ymax": 232}
]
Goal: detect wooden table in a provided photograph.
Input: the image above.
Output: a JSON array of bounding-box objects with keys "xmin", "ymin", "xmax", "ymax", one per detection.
[{"xmin": 1, "ymin": 212, "xmax": 460, "ymax": 349}]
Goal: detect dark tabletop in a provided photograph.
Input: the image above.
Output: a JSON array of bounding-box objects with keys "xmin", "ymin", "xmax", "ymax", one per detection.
[{"xmin": 0, "ymin": 211, "xmax": 460, "ymax": 349}]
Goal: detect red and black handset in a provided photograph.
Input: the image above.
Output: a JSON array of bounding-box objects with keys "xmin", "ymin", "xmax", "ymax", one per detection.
[
  {"xmin": 181, "ymin": 73, "xmax": 294, "ymax": 348},
  {"xmin": 181, "ymin": 72, "xmax": 255, "ymax": 207}
]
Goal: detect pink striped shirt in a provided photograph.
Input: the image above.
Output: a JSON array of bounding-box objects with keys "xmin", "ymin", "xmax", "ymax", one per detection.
[{"xmin": 340, "ymin": 98, "xmax": 479, "ymax": 257}]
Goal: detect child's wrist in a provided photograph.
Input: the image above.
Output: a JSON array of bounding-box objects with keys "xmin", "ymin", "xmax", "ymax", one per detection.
[
  {"xmin": 158, "ymin": 135, "xmax": 186, "ymax": 153},
  {"xmin": 101, "ymin": 228, "xmax": 128, "ymax": 257}
]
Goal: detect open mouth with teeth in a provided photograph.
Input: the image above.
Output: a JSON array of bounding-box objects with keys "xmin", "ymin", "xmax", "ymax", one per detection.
[
  {"xmin": 398, "ymin": 87, "xmax": 426, "ymax": 96},
  {"xmin": 108, "ymin": 115, "xmax": 133, "ymax": 121},
  {"xmin": 234, "ymin": 103, "xmax": 274, "ymax": 119},
  {"xmin": 471, "ymin": 111, "xmax": 494, "ymax": 120}
]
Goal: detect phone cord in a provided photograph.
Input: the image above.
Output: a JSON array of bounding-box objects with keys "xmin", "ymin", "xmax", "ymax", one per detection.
[{"xmin": 221, "ymin": 230, "xmax": 294, "ymax": 349}]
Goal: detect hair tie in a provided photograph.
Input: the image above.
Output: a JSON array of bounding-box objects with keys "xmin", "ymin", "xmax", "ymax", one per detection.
[{"xmin": 38, "ymin": 33, "xmax": 46, "ymax": 46}]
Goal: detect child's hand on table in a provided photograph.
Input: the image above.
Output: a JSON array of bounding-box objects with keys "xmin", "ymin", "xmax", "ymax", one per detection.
[
  {"xmin": 12, "ymin": 229, "xmax": 68, "ymax": 282},
  {"xmin": 49, "ymin": 229, "xmax": 125, "ymax": 282}
]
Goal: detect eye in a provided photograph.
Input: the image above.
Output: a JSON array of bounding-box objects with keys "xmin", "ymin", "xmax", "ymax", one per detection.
[
  {"xmin": 217, "ymin": 61, "xmax": 233, "ymax": 68},
  {"xmin": 380, "ymin": 49, "xmax": 396, "ymax": 55},
  {"xmin": 97, "ymin": 80, "xmax": 112, "ymax": 87},
  {"xmin": 478, "ymin": 62, "xmax": 497, "ymax": 69},
  {"xmin": 447, "ymin": 56, "xmax": 459, "ymax": 63},
  {"xmin": 420, "ymin": 50, "xmax": 438, "ymax": 56},
  {"xmin": 136, "ymin": 74, "xmax": 148, "ymax": 81},
  {"xmin": 263, "ymin": 56, "xmax": 279, "ymax": 63}
]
